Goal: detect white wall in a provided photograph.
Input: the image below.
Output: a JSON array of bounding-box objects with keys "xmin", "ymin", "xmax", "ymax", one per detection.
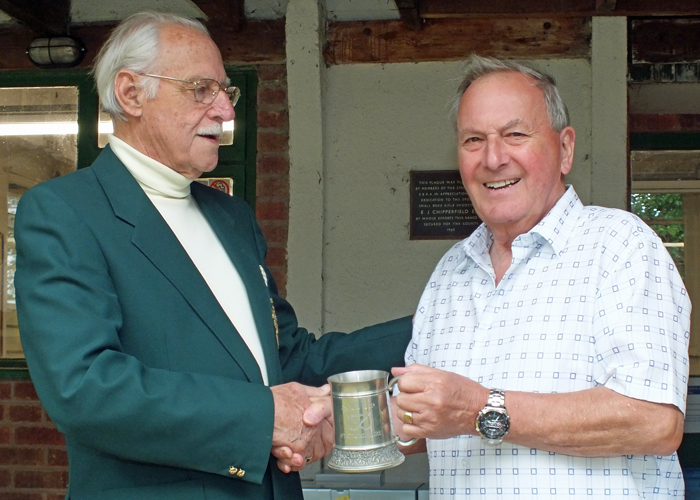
[{"xmin": 318, "ymin": 59, "xmax": 593, "ymax": 332}]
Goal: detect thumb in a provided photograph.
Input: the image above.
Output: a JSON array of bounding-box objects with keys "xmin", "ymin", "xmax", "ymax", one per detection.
[{"xmin": 303, "ymin": 398, "xmax": 332, "ymax": 426}]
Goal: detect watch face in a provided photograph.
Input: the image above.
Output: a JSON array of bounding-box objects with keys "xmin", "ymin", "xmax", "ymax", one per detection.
[{"xmin": 478, "ymin": 410, "xmax": 509, "ymax": 439}]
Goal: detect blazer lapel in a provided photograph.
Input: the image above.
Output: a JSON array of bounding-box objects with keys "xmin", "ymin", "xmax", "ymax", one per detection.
[
  {"xmin": 91, "ymin": 147, "xmax": 264, "ymax": 384},
  {"xmin": 192, "ymin": 183, "xmax": 284, "ymax": 386}
]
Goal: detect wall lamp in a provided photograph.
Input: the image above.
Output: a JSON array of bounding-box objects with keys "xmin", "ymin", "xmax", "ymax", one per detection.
[{"xmin": 27, "ymin": 37, "xmax": 85, "ymax": 68}]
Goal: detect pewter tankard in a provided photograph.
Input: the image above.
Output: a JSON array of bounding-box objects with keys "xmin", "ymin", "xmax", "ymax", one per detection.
[{"xmin": 326, "ymin": 369, "xmax": 418, "ymax": 473}]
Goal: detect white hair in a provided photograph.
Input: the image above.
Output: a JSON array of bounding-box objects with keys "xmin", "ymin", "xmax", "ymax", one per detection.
[
  {"xmin": 450, "ymin": 54, "xmax": 570, "ymax": 133},
  {"xmin": 93, "ymin": 11, "xmax": 210, "ymax": 121}
]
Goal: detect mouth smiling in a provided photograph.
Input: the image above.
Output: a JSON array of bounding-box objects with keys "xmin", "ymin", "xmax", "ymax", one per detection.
[{"xmin": 485, "ymin": 178, "xmax": 520, "ymax": 190}]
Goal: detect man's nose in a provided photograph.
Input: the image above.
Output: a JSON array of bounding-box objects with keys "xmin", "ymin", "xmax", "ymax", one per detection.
[
  {"xmin": 484, "ymin": 137, "xmax": 507, "ymax": 169},
  {"xmin": 211, "ymin": 90, "xmax": 235, "ymax": 122}
]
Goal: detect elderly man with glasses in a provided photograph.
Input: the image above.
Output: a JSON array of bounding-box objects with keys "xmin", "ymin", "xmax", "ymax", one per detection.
[{"xmin": 13, "ymin": 11, "xmax": 412, "ymax": 500}]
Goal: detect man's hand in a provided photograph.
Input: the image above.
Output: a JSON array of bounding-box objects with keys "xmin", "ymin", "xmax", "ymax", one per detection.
[
  {"xmin": 270, "ymin": 383, "xmax": 334, "ymax": 473},
  {"xmin": 392, "ymin": 364, "xmax": 488, "ymax": 440}
]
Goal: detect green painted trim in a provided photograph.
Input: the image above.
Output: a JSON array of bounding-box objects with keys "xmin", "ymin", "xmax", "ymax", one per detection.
[
  {"xmin": 630, "ymin": 132, "xmax": 700, "ymax": 151},
  {"xmin": 0, "ymin": 359, "xmax": 30, "ymax": 379},
  {"xmin": 204, "ymin": 66, "xmax": 257, "ymax": 207}
]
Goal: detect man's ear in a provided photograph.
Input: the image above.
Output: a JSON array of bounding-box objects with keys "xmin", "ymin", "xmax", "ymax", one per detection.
[
  {"xmin": 559, "ymin": 126, "xmax": 576, "ymax": 176},
  {"xmin": 114, "ymin": 70, "xmax": 144, "ymax": 118}
]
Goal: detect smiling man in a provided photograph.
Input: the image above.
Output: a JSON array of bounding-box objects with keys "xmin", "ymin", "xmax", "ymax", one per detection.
[
  {"xmin": 392, "ymin": 55, "xmax": 691, "ymax": 499},
  {"xmin": 14, "ymin": 11, "xmax": 412, "ymax": 500}
]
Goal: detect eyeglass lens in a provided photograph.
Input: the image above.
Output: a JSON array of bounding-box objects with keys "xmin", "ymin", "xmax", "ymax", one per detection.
[{"xmin": 195, "ymin": 80, "xmax": 240, "ymax": 106}]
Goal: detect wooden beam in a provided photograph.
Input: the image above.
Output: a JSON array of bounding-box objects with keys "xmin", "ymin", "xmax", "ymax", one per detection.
[
  {"xmin": 190, "ymin": 0, "xmax": 245, "ymax": 31},
  {"xmin": 0, "ymin": 0, "xmax": 70, "ymax": 36},
  {"xmin": 0, "ymin": 19, "xmax": 285, "ymax": 71},
  {"xmin": 595, "ymin": 0, "xmax": 616, "ymax": 12},
  {"xmin": 419, "ymin": 0, "xmax": 700, "ymax": 17},
  {"xmin": 394, "ymin": 0, "xmax": 423, "ymax": 30},
  {"xmin": 631, "ymin": 19, "xmax": 700, "ymax": 64},
  {"xmin": 324, "ymin": 17, "xmax": 590, "ymax": 65}
]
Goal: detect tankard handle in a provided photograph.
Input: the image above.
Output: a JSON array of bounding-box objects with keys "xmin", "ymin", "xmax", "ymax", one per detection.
[{"xmin": 388, "ymin": 376, "xmax": 419, "ymax": 447}]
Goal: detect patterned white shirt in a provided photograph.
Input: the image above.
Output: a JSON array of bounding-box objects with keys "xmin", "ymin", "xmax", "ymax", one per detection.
[{"xmin": 406, "ymin": 186, "xmax": 691, "ymax": 499}]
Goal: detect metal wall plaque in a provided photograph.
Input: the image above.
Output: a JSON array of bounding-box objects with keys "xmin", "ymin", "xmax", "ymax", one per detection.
[{"xmin": 410, "ymin": 170, "xmax": 482, "ymax": 240}]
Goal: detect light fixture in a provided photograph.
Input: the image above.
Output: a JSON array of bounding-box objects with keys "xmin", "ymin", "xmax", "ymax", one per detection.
[{"xmin": 27, "ymin": 37, "xmax": 84, "ymax": 68}]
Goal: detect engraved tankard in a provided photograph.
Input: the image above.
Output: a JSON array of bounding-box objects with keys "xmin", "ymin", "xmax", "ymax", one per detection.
[{"xmin": 326, "ymin": 369, "xmax": 418, "ymax": 473}]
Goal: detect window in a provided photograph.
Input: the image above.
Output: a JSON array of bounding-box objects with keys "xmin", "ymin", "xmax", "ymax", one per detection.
[{"xmin": 630, "ymin": 133, "xmax": 700, "ymax": 375}]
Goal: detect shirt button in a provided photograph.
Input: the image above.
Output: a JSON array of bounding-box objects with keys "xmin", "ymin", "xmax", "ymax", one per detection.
[{"xmin": 228, "ymin": 466, "xmax": 238, "ymax": 475}]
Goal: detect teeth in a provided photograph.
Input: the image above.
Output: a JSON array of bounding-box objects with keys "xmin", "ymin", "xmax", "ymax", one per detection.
[{"xmin": 485, "ymin": 179, "xmax": 518, "ymax": 189}]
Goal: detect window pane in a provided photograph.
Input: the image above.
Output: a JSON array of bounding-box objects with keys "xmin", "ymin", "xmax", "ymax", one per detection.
[
  {"xmin": 630, "ymin": 193, "xmax": 685, "ymax": 277},
  {"xmin": 0, "ymin": 86, "xmax": 78, "ymax": 358}
]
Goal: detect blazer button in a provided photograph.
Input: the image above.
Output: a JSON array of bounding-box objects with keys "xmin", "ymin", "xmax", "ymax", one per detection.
[
  {"xmin": 228, "ymin": 466, "xmax": 238, "ymax": 475},
  {"xmin": 237, "ymin": 469, "xmax": 245, "ymax": 477}
]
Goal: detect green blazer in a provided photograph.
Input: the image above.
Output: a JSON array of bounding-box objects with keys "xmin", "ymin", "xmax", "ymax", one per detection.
[{"xmin": 15, "ymin": 146, "xmax": 412, "ymax": 500}]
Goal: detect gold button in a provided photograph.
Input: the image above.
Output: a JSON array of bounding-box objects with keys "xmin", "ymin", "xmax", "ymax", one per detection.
[
  {"xmin": 237, "ymin": 469, "xmax": 245, "ymax": 477},
  {"xmin": 228, "ymin": 466, "xmax": 238, "ymax": 475}
]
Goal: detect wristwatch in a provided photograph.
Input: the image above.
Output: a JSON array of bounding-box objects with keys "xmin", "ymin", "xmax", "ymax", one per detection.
[{"xmin": 475, "ymin": 388, "xmax": 510, "ymax": 444}]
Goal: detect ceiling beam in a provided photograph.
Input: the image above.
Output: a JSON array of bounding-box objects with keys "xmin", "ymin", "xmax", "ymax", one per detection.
[
  {"xmin": 0, "ymin": 19, "xmax": 285, "ymax": 71},
  {"xmin": 324, "ymin": 17, "xmax": 590, "ymax": 65},
  {"xmin": 190, "ymin": 0, "xmax": 245, "ymax": 30},
  {"xmin": 419, "ymin": 0, "xmax": 700, "ymax": 17},
  {"xmin": 595, "ymin": 0, "xmax": 617, "ymax": 12},
  {"xmin": 0, "ymin": 0, "xmax": 70, "ymax": 36}
]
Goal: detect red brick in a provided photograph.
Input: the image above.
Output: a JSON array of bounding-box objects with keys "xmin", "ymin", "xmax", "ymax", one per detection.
[
  {"xmin": 269, "ymin": 269, "xmax": 287, "ymax": 293},
  {"xmin": 256, "ymin": 201, "xmax": 288, "ymax": 221},
  {"xmin": 258, "ymin": 65, "xmax": 286, "ymax": 82},
  {"xmin": 678, "ymin": 114, "xmax": 700, "ymax": 131},
  {"xmin": 0, "ymin": 492, "xmax": 43, "ymax": 500},
  {"xmin": 257, "ymin": 132, "xmax": 288, "ymax": 153},
  {"xmin": 9, "ymin": 405, "xmax": 42, "ymax": 423},
  {"xmin": 257, "ymin": 155, "xmax": 289, "ymax": 175},
  {"xmin": 258, "ymin": 87, "xmax": 287, "ymax": 106},
  {"xmin": 0, "ymin": 425, "xmax": 11, "ymax": 444},
  {"xmin": 12, "ymin": 383, "xmax": 38, "ymax": 401},
  {"xmin": 0, "ymin": 468, "xmax": 10, "ymax": 487},
  {"xmin": 14, "ymin": 470, "xmax": 68, "ymax": 489},
  {"xmin": 258, "ymin": 109, "xmax": 288, "ymax": 129},
  {"xmin": 257, "ymin": 176, "xmax": 289, "ymax": 200},
  {"xmin": 48, "ymin": 494, "xmax": 68, "ymax": 500},
  {"xmin": 0, "ymin": 382, "xmax": 11, "ymax": 400},
  {"xmin": 0, "ymin": 447, "xmax": 43, "ymax": 465},
  {"xmin": 47, "ymin": 448, "xmax": 68, "ymax": 467},
  {"xmin": 259, "ymin": 223, "xmax": 288, "ymax": 244},
  {"xmin": 265, "ymin": 247, "xmax": 287, "ymax": 268},
  {"xmin": 15, "ymin": 426, "xmax": 65, "ymax": 446}
]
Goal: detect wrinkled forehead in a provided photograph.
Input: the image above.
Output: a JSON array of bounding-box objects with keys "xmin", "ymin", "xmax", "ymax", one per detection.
[{"xmin": 155, "ymin": 24, "xmax": 225, "ymax": 78}]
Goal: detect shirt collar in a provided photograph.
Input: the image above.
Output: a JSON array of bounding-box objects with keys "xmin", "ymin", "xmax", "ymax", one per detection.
[
  {"xmin": 108, "ymin": 134, "xmax": 192, "ymax": 199},
  {"xmin": 461, "ymin": 185, "xmax": 584, "ymax": 260}
]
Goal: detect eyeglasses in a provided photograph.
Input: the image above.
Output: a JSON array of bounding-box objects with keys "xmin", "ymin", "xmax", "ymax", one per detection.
[{"xmin": 141, "ymin": 74, "xmax": 241, "ymax": 106}]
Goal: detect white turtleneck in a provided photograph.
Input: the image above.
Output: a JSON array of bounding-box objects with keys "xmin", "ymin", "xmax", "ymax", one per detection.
[{"xmin": 109, "ymin": 135, "xmax": 268, "ymax": 385}]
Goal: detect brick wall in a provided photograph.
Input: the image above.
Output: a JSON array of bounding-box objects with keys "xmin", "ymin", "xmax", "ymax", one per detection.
[
  {"xmin": 0, "ymin": 63, "xmax": 290, "ymax": 499},
  {"xmin": 0, "ymin": 380, "xmax": 68, "ymax": 500},
  {"xmin": 255, "ymin": 64, "xmax": 290, "ymax": 297}
]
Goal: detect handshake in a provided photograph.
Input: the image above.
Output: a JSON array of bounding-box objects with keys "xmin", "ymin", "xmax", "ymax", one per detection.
[
  {"xmin": 270, "ymin": 382, "xmax": 334, "ymax": 474},
  {"xmin": 268, "ymin": 368, "xmax": 428, "ymax": 474}
]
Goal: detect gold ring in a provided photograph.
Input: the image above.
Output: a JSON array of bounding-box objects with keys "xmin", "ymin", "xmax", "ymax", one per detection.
[{"xmin": 403, "ymin": 411, "xmax": 413, "ymax": 424}]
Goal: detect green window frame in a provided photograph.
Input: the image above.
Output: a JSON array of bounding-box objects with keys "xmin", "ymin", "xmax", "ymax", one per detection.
[{"xmin": 0, "ymin": 67, "xmax": 257, "ymax": 378}]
